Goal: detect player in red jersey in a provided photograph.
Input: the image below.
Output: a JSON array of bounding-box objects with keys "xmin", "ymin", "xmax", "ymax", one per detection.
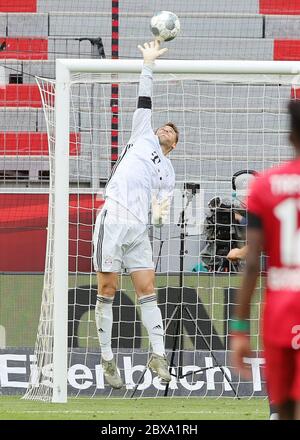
[{"xmin": 231, "ymin": 100, "xmax": 300, "ymax": 420}]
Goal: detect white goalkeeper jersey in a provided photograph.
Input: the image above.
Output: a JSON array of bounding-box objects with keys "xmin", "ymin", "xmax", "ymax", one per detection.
[{"xmin": 105, "ymin": 65, "xmax": 175, "ymax": 224}]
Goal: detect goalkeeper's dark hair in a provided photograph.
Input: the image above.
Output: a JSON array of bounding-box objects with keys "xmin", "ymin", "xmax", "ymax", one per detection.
[
  {"xmin": 288, "ymin": 100, "xmax": 300, "ymax": 143},
  {"xmin": 165, "ymin": 122, "xmax": 179, "ymax": 144}
]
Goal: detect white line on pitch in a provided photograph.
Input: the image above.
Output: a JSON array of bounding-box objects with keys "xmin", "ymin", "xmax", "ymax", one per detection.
[{"xmin": 15, "ymin": 410, "xmax": 263, "ymax": 415}]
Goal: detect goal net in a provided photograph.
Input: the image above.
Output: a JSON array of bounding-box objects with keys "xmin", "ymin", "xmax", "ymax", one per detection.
[{"xmin": 24, "ymin": 58, "xmax": 296, "ymax": 402}]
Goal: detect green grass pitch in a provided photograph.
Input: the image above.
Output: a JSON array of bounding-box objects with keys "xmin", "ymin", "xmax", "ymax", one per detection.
[{"xmin": 0, "ymin": 396, "xmax": 268, "ymax": 420}]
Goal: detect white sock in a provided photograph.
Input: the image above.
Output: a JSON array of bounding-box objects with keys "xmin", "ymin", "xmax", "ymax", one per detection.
[
  {"xmin": 139, "ymin": 294, "xmax": 165, "ymax": 357},
  {"xmin": 95, "ymin": 295, "xmax": 114, "ymax": 361}
]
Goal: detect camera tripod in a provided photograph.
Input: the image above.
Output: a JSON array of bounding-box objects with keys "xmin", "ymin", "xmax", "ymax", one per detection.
[{"xmin": 131, "ymin": 184, "xmax": 238, "ymax": 398}]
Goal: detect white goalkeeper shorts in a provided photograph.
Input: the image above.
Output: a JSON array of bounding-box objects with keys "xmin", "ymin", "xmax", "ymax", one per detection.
[{"xmin": 93, "ymin": 199, "xmax": 154, "ymax": 273}]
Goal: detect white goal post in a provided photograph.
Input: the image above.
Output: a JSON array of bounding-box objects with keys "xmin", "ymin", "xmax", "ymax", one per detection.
[{"xmin": 26, "ymin": 58, "xmax": 300, "ymax": 403}]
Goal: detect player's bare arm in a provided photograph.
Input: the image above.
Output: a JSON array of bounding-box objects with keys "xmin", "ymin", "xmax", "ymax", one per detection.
[
  {"xmin": 231, "ymin": 227, "xmax": 264, "ymax": 378},
  {"xmin": 227, "ymin": 246, "xmax": 248, "ymax": 261}
]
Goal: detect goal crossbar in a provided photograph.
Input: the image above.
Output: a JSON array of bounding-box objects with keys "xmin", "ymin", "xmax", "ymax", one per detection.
[{"xmin": 58, "ymin": 58, "xmax": 300, "ymax": 74}]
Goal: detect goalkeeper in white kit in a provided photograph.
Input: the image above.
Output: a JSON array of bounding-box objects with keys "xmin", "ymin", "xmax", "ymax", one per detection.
[{"xmin": 93, "ymin": 40, "xmax": 179, "ymax": 388}]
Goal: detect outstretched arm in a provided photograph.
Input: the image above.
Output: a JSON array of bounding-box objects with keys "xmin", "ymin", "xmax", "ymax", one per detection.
[{"xmin": 131, "ymin": 41, "xmax": 168, "ymax": 139}]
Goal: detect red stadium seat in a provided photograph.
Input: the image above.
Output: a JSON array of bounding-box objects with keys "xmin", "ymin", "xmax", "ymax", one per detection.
[
  {"xmin": 274, "ymin": 40, "xmax": 300, "ymax": 60},
  {"xmin": 260, "ymin": 0, "xmax": 300, "ymax": 15},
  {"xmin": 0, "ymin": 132, "xmax": 80, "ymax": 155},
  {"xmin": 0, "ymin": 0, "xmax": 36, "ymax": 13},
  {"xmin": 0, "ymin": 38, "xmax": 48, "ymax": 60},
  {"xmin": 0, "ymin": 84, "xmax": 42, "ymax": 107}
]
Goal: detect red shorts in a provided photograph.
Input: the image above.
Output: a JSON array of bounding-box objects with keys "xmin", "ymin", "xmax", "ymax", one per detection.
[{"xmin": 264, "ymin": 343, "xmax": 300, "ymax": 405}]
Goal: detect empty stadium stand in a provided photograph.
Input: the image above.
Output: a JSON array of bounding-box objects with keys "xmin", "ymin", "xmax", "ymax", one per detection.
[{"xmin": 0, "ymin": 0, "xmax": 299, "ymax": 186}]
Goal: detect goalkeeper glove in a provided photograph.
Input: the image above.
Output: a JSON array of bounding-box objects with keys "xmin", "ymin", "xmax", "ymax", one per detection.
[
  {"xmin": 137, "ymin": 40, "xmax": 168, "ymax": 67},
  {"xmin": 151, "ymin": 196, "xmax": 170, "ymax": 227}
]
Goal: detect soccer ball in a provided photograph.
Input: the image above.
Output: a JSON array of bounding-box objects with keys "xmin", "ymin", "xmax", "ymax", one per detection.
[{"xmin": 150, "ymin": 11, "xmax": 180, "ymax": 42}]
